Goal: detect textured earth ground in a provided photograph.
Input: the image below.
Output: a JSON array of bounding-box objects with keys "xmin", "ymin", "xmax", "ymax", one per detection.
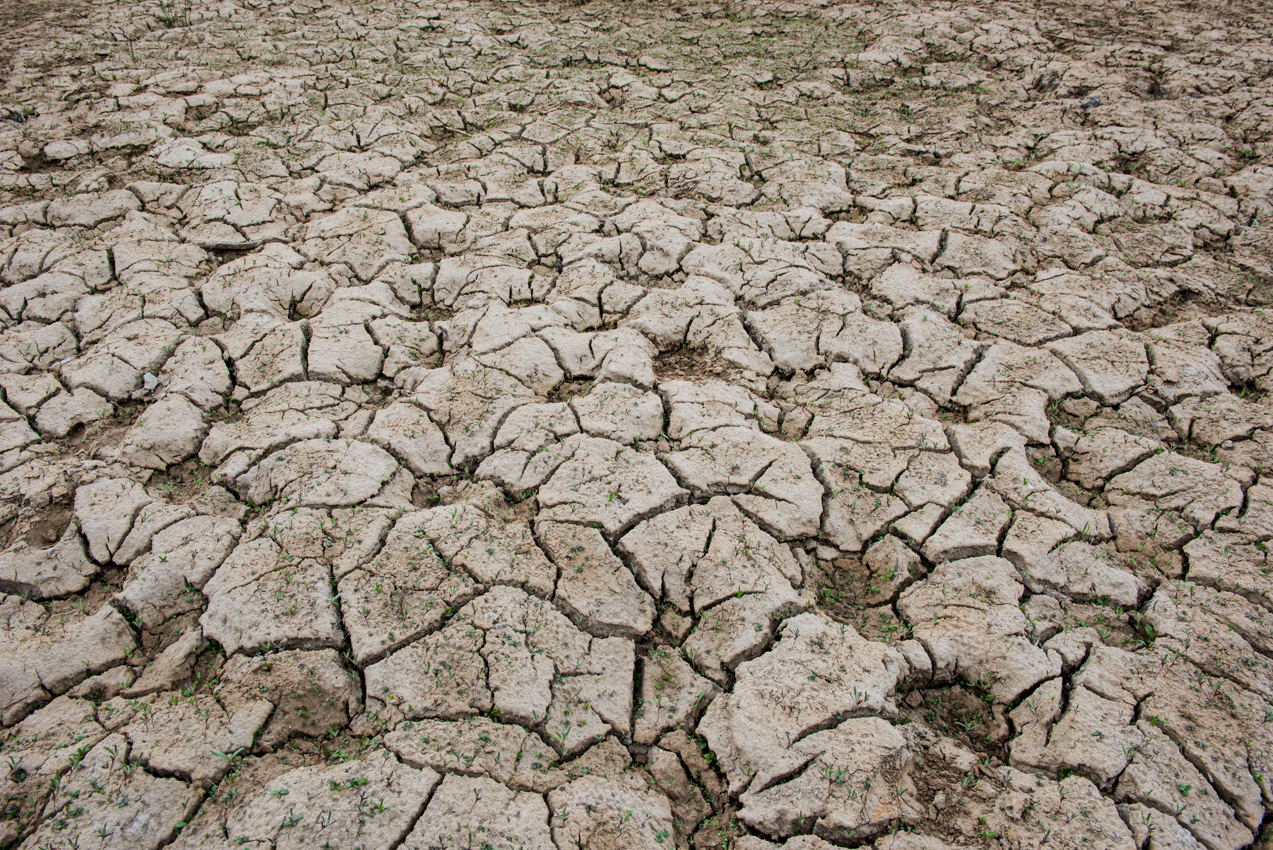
[{"xmin": 0, "ymin": 0, "xmax": 1272, "ymax": 847}]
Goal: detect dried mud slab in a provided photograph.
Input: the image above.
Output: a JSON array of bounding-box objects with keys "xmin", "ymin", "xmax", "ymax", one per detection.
[{"xmin": 2, "ymin": 0, "xmax": 1273, "ymax": 845}]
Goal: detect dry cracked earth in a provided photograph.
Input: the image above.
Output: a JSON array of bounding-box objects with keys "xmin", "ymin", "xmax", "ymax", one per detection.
[{"xmin": 0, "ymin": 0, "xmax": 1272, "ymax": 848}]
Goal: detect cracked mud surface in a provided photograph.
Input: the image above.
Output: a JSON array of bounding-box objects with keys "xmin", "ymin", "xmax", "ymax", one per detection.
[{"xmin": 0, "ymin": 0, "xmax": 1272, "ymax": 846}]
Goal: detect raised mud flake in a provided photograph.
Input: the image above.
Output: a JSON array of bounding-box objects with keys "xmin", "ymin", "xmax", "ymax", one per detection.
[
  {"xmin": 1207, "ymin": 312, "xmax": 1273, "ymax": 394},
  {"xmin": 365, "ymin": 400, "xmax": 452, "ymax": 476},
  {"xmin": 891, "ymin": 504, "xmax": 947, "ymax": 549},
  {"xmin": 744, "ymin": 291, "xmax": 855, "ymax": 375},
  {"xmin": 0, "ymin": 596, "xmax": 53, "ymax": 723},
  {"xmin": 1116, "ymin": 720, "xmax": 1254, "ymax": 850},
  {"xmin": 305, "ymin": 299, "xmax": 387, "ymax": 385},
  {"xmin": 662, "ymin": 379, "xmax": 779, "ymax": 441},
  {"xmin": 802, "ymin": 438, "xmax": 909, "ymax": 552},
  {"xmin": 1216, "ymin": 478, "xmax": 1273, "ymax": 536},
  {"xmin": 946, "ymin": 421, "xmax": 1029, "ymax": 480},
  {"xmin": 1062, "ymin": 426, "xmax": 1161, "ymax": 490},
  {"xmin": 124, "ymin": 626, "xmax": 205, "ymax": 697},
  {"xmin": 62, "ymin": 319, "xmax": 186, "ymax": 402},
  {"xmin": 385, "ymin": 716, "xmax": 558, "ymax": 791},
  {"xmin": 612, "ymin": 199, "xmax": 705, "ymax": 277},
  {"xmin": 115, "ymin": 515, "xmax": 242, "ymax": 628},
  {"xmin": 1105, "ymin": 451, "xmax": 1248, "ymax": 531},
  {"xmin": 989, "ymin": 447, "xmax": 1111, "ymax": 539},
  {"xmin": 539, "ymin": 519, "xmax": 655, "ymax": 639},
  {"xmin": 644, "ymin": 742, "xmax": 713, "ymax": 842},
  {"xmin": 698, "ymin": 611, "xmax": 907, "ymax": 796},
  {"xmin": 0, "ymin": 321, "xmax": 78, "ymax": 375},
  {"xmin": 0, "ymin": 696, "xmax": 106, "ymax": 821},
  {"xmin": 1019, "ymin": 651, "xmax": 1265, "ymax": 846},
  {"xmin": 234, "ymin": 438, "xmax": 410, "ymax": 510},
  {"xmin": 690, "ymin": 496, "xmax": 803, "ymax": 613},
  {"xmin": 410, "ymin": 356, "xmax": 538, "ymax": 470},
  {"xmin": 1107, "ymin": 219, "xmax": 1195, "ymax": 269},
  {"xmin": 1003, "ymin": 518, "xmax": 1146, "ymax": 607},
  {"xmin": 200, "ymin": 242, "xmax": 336, "ymax": 320},
  {"xmin": 198, "ymin": 381, "xmax": 360, "ymax": 469},
  {"xmin": 336, "ymin": 508, "xmax": 481, "ymax": 665},
  {"xmin": 1169, "ymin": 391, "xmax": 1273, "ymax": 447},
  {"xmin": 893, "ymin": 450, "xmax": 972, "ymax": 511},
  {"xmin": 966, "ymin": 771, "xmax": 1137, "ymax": 850},
  {"xmin": 1144, "ymin": 320, "xmax": 1230, "ymax": 405},
  {"xmin": 827, "ymin": 226, "xmax": 942, "ymax": 282},
  {"xmin": 744, "ymin": 290, "xmax": 897, "ymax": 378},
  {"xmin": 736, "ymin": 717, "xmax": 913, "ymax": 844},
  {"xmin": 1218, "ymin": 428, "xmax": 1273, "ymax": 481},
  {"xmin": 214, "ymin": 312, "xmax": 307, "ymax": 395},
  {"xmin": 934, "ymin": 231, "xmax": 1020, "ymax": 280},
  {"xmin": 101, "ymin": 693, "xmax": 272, "ymax": 787},
  {"xmin": 0, "ymin": 522, "xmax": 97, "ymax": 599},
  {"xmin": 867, "ymin": 265, "xmax": 961, "ymax": 319},
  {"xmin": 47, "ymin": 189, "xmax": 141, "ymax": 228},
  {"xmin": 619, "ymin": 494, "xmax": 806, "ymax": 667},
  {"xmin": 572, "ymin": 381, "xmax": 664, "ymax": 445},
  {"xmin": 1183, "ymin": 532, "xmax": 1273, "ymax": 607},
  {"xmin": 667, "ymin": 426, "xmax": 823, "ymax": 540},
  {"xmin": 156, "ymin": 335, "xmax": 234, "ymax": 412},
  {"xmin": 919, "ymin": 485, "xmax": 1011, "ymax": 563},
  {"xmin": 365, "ymin": 585, "xmax": 634, "ymax": 756},
  {"xmin": 73, "ymin": 476, "xmax": 152, "ymax": 563},
  {"xmin": 1029, "ymin": 267, "xmax": 1147, "ymax": 327},
  {"xmin": 1140, "ymin": 583, "xmax": 1273, "ymax": 700},
  {"xmin": 405, "ymin": 202, "xmax": 469, "ymax": 250},
  {"xmin": 199, "ymin": 536, "xmax": 344, "ymax": 656},
  {"xmin": 889, "ymin": 306, "xmax": 984, "ymax": 407},
  {"xmin": 1061, "ymin": 645, "xmax": 1271, "ymax": 832},
  {"xmin": 735, "ymin": 837, "xmax": 843, "ymax": 850},
  {"xmin": 431, "ymin": 258, "xmax": 541, "ymax": 313},
  {"xmin": 549, "ymin": 773, "xmax": 676, "ymax": 850},
  {"xmin": 428, "ymin": 501, "xmax": 558, "ymax": 596},
  {"xmin": 476, "ymin": 334, "xmax": 567, "ymax": 396},
  {"xmin": 0, "ymin": 600, "xmax": 136, "ymax": 724},
  {"xmin": 18, "ymin": 732, "xmax": 201, "ymax": 850},
  {"xmin": 618, "ymin": 502, "xmax": 713, "ymax": 615},
  {"xmin": 70, "ymin": 278, "xmax": 204, "ymax": 347},
  {"xmin": 403, "ymin": 773, "xmax": 555, "ymax": 850},
  {"xmin": 33, "ymin": 386, "xmax": 113, "ymax": 439},
  {"xmin": 363, "ymin": 606, "xmax": 491, "ymax": 721},
  {"xmin": 897, "ymin": 556, "xmax": 1054, "ymax": 704},
  {"xmin": 802, "ymin": 366, "xmax": 948, "ymax": 453},
  {"xmin": 959, "ymin": 297, "xmax": 1073, "ymax": 346},
  {"xmin": 0, "ymin": 372, "xmax": 63, "ymax": 417},
  {"xmin": 0, "ymin": 269, "xmax": 88, "ymax": 326},
  {"xmin": 683, "ymin": 582, "xmax": 813, "ymax": 688},
  {"xmin": 371, "ymin": 313, "xmax": 439, "ymax": 378},
  {"xmin": 821, "ymin": 309, "xmax": 907, "ymax": 378},
  {"xmin": 467, "ymin": 303, "xmax": 568, "ymax": 354},
  {"xmin": 1009, "ymin": 680, "xmax": 1142, "ymax": 785},
  {"xmin": 1048, "ymin": 329, "xmax": 1150, "ymax": 406},
  {"xmin": 951, "ymin": 340, "xmax": 1083, "ymax": 443},
  {"xmin": 476, "ymin": 400, "xmax": 579, "ymax": 493},
  {"xmin": 635, "ymin": 645, "xmax": 719, "ymax": 745},
  {"xmin": 1122, "ymin": 802, "xmax": 1212, "ymax": 849},
  {"xmin": 217, "ymin": 648, "xmax": 361, "ymax": 750},
  {"xmin": 299, "ymin": 206, "xmax": 414, "ymax": 282},
  {"xmin": 538, "ymin": 435, "xmax": 688, "ymax": 537},
  {"xmin": 120, "ymin": 392, "xmax": 208, "ymax": 470},
  {"xmin": 623, "ymin": 278, "xmax": 733, "ymax": 352},
  {"xmin": 212, "ymin": 752, "xmax": 438, "ymax": 850}
]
